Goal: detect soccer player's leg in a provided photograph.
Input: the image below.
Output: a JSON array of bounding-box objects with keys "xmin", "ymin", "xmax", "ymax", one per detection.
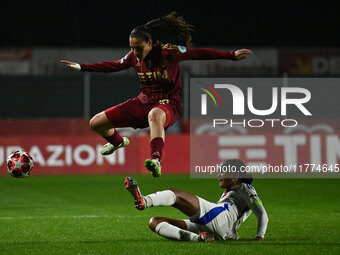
[
  {"xmin": 145, "ymin": 102, "xmax": 178, "ymax": 177},
  {"xmin": 147, "ymin": 217, "xmax": 199, "ymax": 242},
  {"xmin": 148, "ymin": 217, "xmax": 214, "ymax": 242},
  {"xmin": 90, "ymin": 110, "xmax": 130, "ymax": 155},
  {"xmin": 145, "ymin": 188, "xmax": 221, "ymax": 241},
  {"xmin": 125, "ymin": 177, "xmax": 215, "ymax": 241},
  {"xmin": 145, "ymin": 107, "xmax": 167, "ymax": 177},
  {"xmin": 90, "ymin": 98, "xmax": 147, "ymax": 156},
  {"xmin": 125, "ymin": 177, "xmax": 199, "ymax": 213}
]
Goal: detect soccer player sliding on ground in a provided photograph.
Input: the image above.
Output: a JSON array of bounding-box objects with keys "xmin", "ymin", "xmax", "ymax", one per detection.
[
  {"xmin": 61, "ymin": 12, "xmax": 252, "ymax": 177},
  {"xmin": 125, "ymin": 159, "xmax": 268, "ymax": 242}
]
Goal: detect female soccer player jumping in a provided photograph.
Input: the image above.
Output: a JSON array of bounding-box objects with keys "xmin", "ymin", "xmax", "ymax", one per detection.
[
  {"xmin": 125, "ymin": 159, "xmax": 268, "ymax": 242},
  {"xmin": 61, "ymin": 12, "xmax": 252, "ymax": 177}
]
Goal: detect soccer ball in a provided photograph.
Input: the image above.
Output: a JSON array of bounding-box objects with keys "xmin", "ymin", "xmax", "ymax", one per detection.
[{"xmin": 7, "ymin": 151, "xmax": 34, "ymax": 177}]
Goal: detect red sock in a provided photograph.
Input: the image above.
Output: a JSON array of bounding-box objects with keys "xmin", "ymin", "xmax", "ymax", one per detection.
[
  {"xmin": 150, "ymin": 137, "xmax": 164, "ymax": 161},
  {"xmin": 103, "ymin": 129, "xmax": 123, "ymax": 146}
]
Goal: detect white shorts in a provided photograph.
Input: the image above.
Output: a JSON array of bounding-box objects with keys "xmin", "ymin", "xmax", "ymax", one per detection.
[{"xmin": 183, "ymin": 197, "xmax": 239, "ymax": 240}]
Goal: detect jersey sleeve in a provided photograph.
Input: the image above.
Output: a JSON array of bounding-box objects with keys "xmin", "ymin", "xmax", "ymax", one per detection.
[
  {"xmin": 241, "ymin": 183, "xmax": 268, "ymax": 237},
  {"xmin": 241, "ymin": 183, "xmax": 262, "ymax": 208},
  {"xmin": 170, "ymin": 45, "xmax": 236, "ymax": 62},
  {"xmin": 80, "ymin": 51, "xmax": 133, "ymax": 72}
]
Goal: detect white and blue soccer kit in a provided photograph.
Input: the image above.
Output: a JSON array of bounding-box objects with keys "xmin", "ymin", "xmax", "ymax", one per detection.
[{"xmin": 184, "ymin": 183, "xmax": 268, "ymax": 240}]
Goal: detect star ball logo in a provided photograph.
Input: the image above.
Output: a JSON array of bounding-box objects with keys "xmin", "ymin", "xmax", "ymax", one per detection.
[{"xmin": 199, "ymin": 82, "xmax": 312, "ymax": 128}]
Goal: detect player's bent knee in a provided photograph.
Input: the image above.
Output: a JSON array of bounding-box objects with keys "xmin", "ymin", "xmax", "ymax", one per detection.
[
  {"xmin": 147, "ymin": 111, "xmax": 158, "ymax": 123},
  {"xmin": 148, "ymin": 109, "xmax": 165, "ymax": 125},
  {"xmin": 89, "ymin": 112, "xmax": 109, "ymax": 132},
  {"xmin": 169, "ymin": 189, "xmax": 179, "ymax": 196},
  {"xmin": 89, "ymin": 115, "xmax": 99, "ymax": 131},
  {"xmin": 149, "ymin": 217, "xmax": 161, "ymax": 232}
]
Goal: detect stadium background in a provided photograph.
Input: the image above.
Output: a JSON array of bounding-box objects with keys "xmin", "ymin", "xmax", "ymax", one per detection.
[
  {"xmin": 0, "ymin": 1, "xmax": 339, "ymax": 254},
  {"xmin": 0, "ymin": 0, "xmax": 339, "ymax": 174}
]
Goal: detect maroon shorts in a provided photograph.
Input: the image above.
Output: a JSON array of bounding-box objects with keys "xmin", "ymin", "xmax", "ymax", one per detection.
[{"xmin": 104, "ymin": 98, "xmax": 181, "ymax": 129}]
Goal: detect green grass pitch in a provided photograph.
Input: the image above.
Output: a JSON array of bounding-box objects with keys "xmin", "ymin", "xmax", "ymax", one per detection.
[{"xmin": 0, "ymin": 174, "xmax": 339, "ymax": 254}]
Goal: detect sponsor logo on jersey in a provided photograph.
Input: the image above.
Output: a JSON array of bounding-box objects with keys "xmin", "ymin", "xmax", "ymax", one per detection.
[{"xmin": 137, "ymin": 70, "xmax": 168, "ymax": 82}]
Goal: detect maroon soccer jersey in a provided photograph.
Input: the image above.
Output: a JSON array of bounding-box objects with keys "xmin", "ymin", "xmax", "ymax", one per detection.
[{"xmin": 80, "ymin": 42, "xmax": 236, "ymax": 112}]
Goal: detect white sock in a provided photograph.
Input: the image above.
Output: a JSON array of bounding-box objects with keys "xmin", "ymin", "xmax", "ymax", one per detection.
[
  {"xmin": 144, "ymin": 190, "xmax": 176, "ymax": 208},
  {"xmin": 155, "ymin": 222, "xmax": 199, "ymax": 241}
]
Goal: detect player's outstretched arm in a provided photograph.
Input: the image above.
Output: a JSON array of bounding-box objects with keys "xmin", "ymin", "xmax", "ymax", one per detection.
[
  {"xmin": 251, "ymin": 204, "xmax": 268, "ymax": 241},
  {"xmin": 61, "ymin": 51, "xmax": 133, "ymax": 73},
  {"xmin": 173, "ymin": 46, "xmax": 253, "ymax": 62},
  {"xmin": 60, "ymin": 60, "xmax": 81, "ymax": 71}
]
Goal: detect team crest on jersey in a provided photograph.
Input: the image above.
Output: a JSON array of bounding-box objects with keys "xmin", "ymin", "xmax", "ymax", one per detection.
[{"xmin": 178, "ymin": 45, "xmax": 187, "ymax": 53}]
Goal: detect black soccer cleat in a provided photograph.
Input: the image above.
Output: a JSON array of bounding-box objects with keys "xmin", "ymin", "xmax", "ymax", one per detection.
[{"xmin": 125, "ymin": 176, "xmax": 145, "ymax": 210}]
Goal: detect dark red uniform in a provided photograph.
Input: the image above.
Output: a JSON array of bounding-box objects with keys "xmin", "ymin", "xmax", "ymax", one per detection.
[{"xmin": 80, "ymin": 43, "xmax": 236, "ymax": 128}]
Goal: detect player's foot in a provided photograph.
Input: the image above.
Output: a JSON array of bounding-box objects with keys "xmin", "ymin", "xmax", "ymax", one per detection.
[
  {"xmin": 145, "ymin": 158, "xmax": 161, "ymax": 178},
  {"xmin": 198, "ymin": 232, "xmax": 216, "ymax": 243},
  {"xmin": 100, "ymin": 137, "xmax": 129, "ymax": 155},
  {"xmin": 125, "ymin": 176, "xmax": 145, "ymax": 210},
  {"xmin": 178, "ymin": 230, "xmax": 193, "ymax": 241}
]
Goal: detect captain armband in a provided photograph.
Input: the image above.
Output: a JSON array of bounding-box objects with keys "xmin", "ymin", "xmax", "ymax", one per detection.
[{"xmin": 249, "ymin": 201, "xmax": 263, "ymax": 210}]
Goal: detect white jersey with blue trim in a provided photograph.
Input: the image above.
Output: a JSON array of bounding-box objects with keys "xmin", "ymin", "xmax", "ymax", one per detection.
[{"xmin": 217, "ymin": 183, "xmax": 262, "ymax": 220}]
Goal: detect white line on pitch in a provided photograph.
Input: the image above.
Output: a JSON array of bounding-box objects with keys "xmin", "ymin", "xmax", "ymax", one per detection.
[{"xmin": 0, "ymin": 215, "xmax": 147, "ymax": 220}]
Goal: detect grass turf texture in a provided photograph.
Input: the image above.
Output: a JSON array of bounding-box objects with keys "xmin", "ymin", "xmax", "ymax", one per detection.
[{"xmin": 0, "ymin": 175, "xmax": 339, "ymax": 255}]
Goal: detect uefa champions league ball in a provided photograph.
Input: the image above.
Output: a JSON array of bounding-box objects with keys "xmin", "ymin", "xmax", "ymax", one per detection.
[{"xmin": 7, "ymin": 151, "xmax": 34, "ymax": 177}]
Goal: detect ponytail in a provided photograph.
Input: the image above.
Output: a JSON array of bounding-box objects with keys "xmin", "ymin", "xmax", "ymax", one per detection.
[{"xmin": 130, "ymin": 12, "xmax": 194, "ymax": 47}]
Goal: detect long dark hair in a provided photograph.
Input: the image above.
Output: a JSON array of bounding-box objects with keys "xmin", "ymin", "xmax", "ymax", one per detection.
[{"xmin": 130, "ymin": 12, "xmax": 194, "ymax": 47}]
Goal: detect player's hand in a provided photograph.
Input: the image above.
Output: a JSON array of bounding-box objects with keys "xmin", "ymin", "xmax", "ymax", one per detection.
[
  {"xmin": 234, "ymin": 49, "xmax": 253, "ymax": 60},
  {"xmin": 254, "ymin": 236, "xmax": 264, "ymax": 241},
  {"xmin": 60, "ymin": 60, "xmax": 81, "ymax": 71}
]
